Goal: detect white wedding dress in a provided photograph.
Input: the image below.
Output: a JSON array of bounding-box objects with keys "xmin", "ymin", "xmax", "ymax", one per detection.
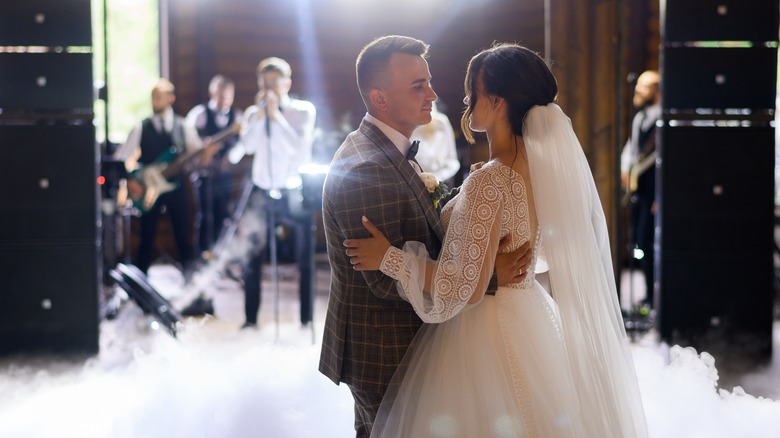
[
  {"xmin": 373, "ymin": 161, "xmax": 585, "ymax": 437},
  {"xmin": 372, "ymin": 105, "xmax": 648, "ymax": 438}
]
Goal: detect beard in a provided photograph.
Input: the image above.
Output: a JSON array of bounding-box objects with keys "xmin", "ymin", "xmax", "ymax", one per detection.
[{"xmin": 633, "ymin": 93, "xmax": 653, "ymax": 110}]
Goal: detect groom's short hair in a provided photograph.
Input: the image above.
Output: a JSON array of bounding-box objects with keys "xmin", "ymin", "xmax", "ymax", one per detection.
[{"xmin": 356, "ymin": 35, "xmax": 429, "ymax": 107}]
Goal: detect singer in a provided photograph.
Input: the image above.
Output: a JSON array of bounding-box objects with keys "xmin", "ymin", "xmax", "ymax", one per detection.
[{"xmin": 228, "ymin": 57, "xmax": 317, "ymax": 329}]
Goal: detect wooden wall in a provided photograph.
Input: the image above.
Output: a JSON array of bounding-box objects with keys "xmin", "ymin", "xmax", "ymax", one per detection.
[
  {"xmin": 165, "ymin": 0, "xmax": 661, "ymax": 255},
  {"xmin": 167, "ymin": 0, "xmax": 545, "ymax": 133}
]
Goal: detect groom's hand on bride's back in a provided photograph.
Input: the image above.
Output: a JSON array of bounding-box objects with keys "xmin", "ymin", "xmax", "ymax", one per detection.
[
  {"xmin": 343, "ymin": 216, "xmax": 391, "ymax": 271},
  {"xmin": 495, "ymin": 235, "xmax": 532, "ymax": 286}
]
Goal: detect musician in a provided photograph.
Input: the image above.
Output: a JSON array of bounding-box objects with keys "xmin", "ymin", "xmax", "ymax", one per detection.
[
  {"xmin": 228, "ymin": 57, "xmax": 317, "ymax": 328},
  {"xmin": 621, "ymin": 70, "xmax": 660, "ymax": 310},
  {"xmin": 410, "ymin": 101, "xmax": 461, "ymax": 187},
  {"xmin": 185, "ymin": 74, "xmax": 243, "ymax": 254},
  {"xmin": 113, "ymin": 78, "xmax": 215, "ymax": 275}
]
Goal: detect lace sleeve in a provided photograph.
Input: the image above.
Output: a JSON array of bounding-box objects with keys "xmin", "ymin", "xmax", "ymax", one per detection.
[
  {"xmin": 379, "ymin": 169, "xmax": 503, "ymax": 323},
  {"xmin": 380, "ymin": 247, "xmax": 410, "ymax": 290}
]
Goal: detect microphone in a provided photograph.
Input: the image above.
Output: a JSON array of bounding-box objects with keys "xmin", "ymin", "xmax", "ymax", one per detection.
[
  {"xmin": 265, "ymin": 107, "xmax": 271, "ymax": 138},
  {"xmin": 258, "ymin": 97, "xmax": 271, "ymax": 138}
]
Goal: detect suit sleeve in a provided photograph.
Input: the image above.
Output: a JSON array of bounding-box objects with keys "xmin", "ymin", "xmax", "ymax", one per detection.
[{"xmin": 330, "ymin": 161, "xmax": 411, "ymax": 301}]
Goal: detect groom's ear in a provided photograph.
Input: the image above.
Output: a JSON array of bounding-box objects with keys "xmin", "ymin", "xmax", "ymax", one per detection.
[{"xmin": 370, "ymin": 88, "xmax": 388, "ymax": 112}]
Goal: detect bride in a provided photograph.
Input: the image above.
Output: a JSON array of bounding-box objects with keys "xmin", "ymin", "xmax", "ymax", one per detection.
[{"xmin": 345, "ymin": 43, "xmax": 648, "ymax": 437}]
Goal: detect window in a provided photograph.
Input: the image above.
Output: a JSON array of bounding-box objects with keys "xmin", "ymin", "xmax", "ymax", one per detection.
[{"xmin": 93, "ymin": 0, "xmax": 159, "ymax": 150}]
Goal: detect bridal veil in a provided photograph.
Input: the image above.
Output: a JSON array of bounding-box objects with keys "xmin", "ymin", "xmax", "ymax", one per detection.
[{"xmin": 524, "ymin": 103, "xmax": 648, "ymax": 437}]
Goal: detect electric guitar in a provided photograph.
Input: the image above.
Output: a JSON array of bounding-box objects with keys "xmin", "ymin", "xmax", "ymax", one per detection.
[
  {"xmin": 621, "ymin": 150, "xmax": 657, "ymax": 206},
  {"xmin": 627, "ymin": 150, "xmax": 656, "ymax": 194},
  {"xmin": 126, "ymin": 122, "xmax": 241, "ymax": 213}
]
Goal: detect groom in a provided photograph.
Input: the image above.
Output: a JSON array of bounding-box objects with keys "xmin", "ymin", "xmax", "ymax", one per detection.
[{"xmin": 319, "ymin": 35, "xmax": 530, "ymax": 437}]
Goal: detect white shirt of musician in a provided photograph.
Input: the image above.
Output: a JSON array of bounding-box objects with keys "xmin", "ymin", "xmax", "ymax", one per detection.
[
  {"xmin": 185, "ymin": 100, "xmax": 242, "ymax": 133},
  {"xmin": 410, "ymin": 109, "xmax": 460, "ymax": 181},
  {"xmin": 229, "ymin": 95, "xmax": 316, "ymax": 191}
]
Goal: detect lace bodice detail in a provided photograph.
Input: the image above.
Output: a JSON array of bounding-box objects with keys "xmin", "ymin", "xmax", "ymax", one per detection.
[
  {"xmin": 441, "ymin": 163, "xmax": 539, "ymax": 289},
  {"xmin": 381, "ymin": 161, "xmax": 540, "ymax": 323}
]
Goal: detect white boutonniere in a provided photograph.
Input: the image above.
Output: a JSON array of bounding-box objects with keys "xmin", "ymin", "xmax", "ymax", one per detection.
[{"xmin": 420, "ymin": 172, "xmax": 449, "ymax": 209}]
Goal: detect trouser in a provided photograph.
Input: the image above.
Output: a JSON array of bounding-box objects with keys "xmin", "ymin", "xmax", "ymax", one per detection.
[
  {"xmin": 242, "ymin": 188, "xmax": 315, "ymax": 325},
  {"xmin": 135, "ymin": 184, "xmax": 194, "ymax": 273},
  {"xmin": 347, "ymin": 385, "xmax": 384, "ymax": 438}
]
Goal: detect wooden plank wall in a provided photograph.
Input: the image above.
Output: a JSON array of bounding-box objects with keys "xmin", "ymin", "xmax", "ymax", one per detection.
[
  {"xmin": 165, "ymin": 0, "xmax": 660, "ymax": 250},
  {"xmin": 167, "ymin": 0, "xmax": 545, "ymax": 134}
]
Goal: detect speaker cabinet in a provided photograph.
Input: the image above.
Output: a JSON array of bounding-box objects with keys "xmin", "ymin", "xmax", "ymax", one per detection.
[
  {"xmin": 0, "ymin": 53, "xmax": 94, "ymax": 115},
  {"xmin": 658, "ymin": 251, "xmax": 773, "ymax": 357},
  {"xmin": 657, "ymin": 125, "xmax": 774, "ymax": 357},
  {"xmin": 0, "ymin": 124, "xmax": 100, "ymax": 354},
  {"xmin": 659, "ymin": 125, "xmax": 774, "ymax": 252},
  {"xmin": 0, "ymin": 125, "xmax": 99, "ymax": 241},
  {"xmin": 662, "ymin": 47, "xmax": 777, "ymax": 111},
  {"xmin": 663, "ymin": 0, "xmax": 779, "ymax": 43},
  {"xmin": 0, "ymin": 1, "xmax": 92, "ymax": 47},
  {"xmin": 0, "ymin": 243, "xmax": 100, "ymax": 354}
]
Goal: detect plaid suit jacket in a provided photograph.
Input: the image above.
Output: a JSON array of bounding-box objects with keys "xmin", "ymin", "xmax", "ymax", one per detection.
[{"xmin": 319, "ymin": 120, "xmax": 445, "ymax": 395}]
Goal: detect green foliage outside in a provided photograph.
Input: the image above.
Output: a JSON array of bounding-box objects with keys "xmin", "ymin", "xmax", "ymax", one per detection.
[{"xmin": 92, "ymin": 0, "xmax": 159, "ymax": 147}]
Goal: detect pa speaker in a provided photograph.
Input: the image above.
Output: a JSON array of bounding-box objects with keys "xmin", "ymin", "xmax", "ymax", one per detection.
[
  {"xmin": 0, "ymin": 1, "xmax": 92, "ymax": 47},
  {"xmin": 0, "ymin": 53, "xmax": 94, "ymax": 115},
  {"xmin": 0, "ymin": 124, "xmax": 99, "ymax": 242},
  {"xmin": 0, "ymin": 243, "xmax": 100, "ymax": 354},
  {"xmin": 663, "ymin": 0, "xmax": 779, "ymax": 43},
  {"xmin": 658, "ymin": 125, "xmax": 774, "ymax": 252},
  {"xmin": 658, "ymin": 250, "xmax": 773, "ymax": 358},
  {"xmin": 662, "ymin": 47, "xmax": 777, "ymax": 111},
  {"xmin": 657, "ymin": 125, "xmax": 774, "ymax": 359},
  {"xmin": 0, "ymin": 124, "xmax": 100, "ymax": 354}
]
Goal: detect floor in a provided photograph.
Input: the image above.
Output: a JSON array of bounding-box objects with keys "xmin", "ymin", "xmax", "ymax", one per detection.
[
  {"xmin": 0, "ymin": 256, "xmax": 778, "ymax": 437},
  {"xmin": 152, "ymin": 257, "xmax": 780, "ymax": 400},
  {"xmin": 618, "ymin": 268, "xmax": 780, "ymax": 397}
]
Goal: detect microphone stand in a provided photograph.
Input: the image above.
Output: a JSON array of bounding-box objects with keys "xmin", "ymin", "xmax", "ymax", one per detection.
[{"xmin": 265, "ymin": 110, "xmax": 281, "ymax": 342}]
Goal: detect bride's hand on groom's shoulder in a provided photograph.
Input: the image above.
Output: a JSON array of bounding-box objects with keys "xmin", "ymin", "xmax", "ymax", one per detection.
[{"xmin": 343, "ymin": 216, "xmax": 391, "ymax": 271}]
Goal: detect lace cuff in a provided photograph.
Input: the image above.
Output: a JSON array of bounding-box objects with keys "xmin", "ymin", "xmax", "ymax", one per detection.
[{"xmin": 380, "ymin": 246, "xmax": 411, "ymax": 292}]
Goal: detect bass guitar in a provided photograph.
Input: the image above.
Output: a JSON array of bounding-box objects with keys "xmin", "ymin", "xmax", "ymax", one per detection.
[
  {"xmin": 126, "ymin": 122, "xmax": 241, "ymax": 213},
  {"xmin": 621, "ymin": 150, "xmax": 657, "ymax": 206}
]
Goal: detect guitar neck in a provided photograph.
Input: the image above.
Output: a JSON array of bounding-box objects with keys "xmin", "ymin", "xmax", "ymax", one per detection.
[
  {"xmin": 161, "ymin": 149, "xmax": 202, "ymax": 179},
  {"xmin": 160, "ymin": 123, "xmax": 239, "ymax": 179}
]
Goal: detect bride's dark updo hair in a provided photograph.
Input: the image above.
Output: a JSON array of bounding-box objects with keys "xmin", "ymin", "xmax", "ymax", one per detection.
[{"xmin": 461, "ymin": 43, "xmax": 558, "ymax": 143}]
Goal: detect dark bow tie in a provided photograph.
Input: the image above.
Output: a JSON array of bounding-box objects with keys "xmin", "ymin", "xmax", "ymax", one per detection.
[{"xmin": 406, "ymin": 140, "xmax": 419, "ymax": 160}]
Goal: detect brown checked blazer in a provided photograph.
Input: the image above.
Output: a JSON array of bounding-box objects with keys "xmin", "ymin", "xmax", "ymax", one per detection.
[{"xmin": 319, "ymin": 120, "xmax": 445, "ymax": 396}]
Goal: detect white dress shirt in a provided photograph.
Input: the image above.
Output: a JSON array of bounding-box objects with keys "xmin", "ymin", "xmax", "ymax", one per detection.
[
  {"xmin": 364, "ymin": 113, "xmax": 422, "ymax": 175},
  {"xmin": 185, "ymin": 100, "xmax": 241, "ymax": 133},
  {"xmin": 229, "ymin": 95, "xmax": 316, "ymax": 190}
]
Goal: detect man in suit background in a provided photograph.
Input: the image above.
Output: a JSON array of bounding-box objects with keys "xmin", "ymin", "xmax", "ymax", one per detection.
[
  {"xmin": 318, "ymin": 35, "xmax": 530, "ymax": 438},
  {"xmin": 621, "ymin": 70, "xmax": 661, "ymax": 310},
  {"xmin": 113, "ymin": 78, "xmax": 212, "ymax": 276},
  {"xmin": 185, "ymin": 74, "xmax": 242, "ymax": 256}
]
